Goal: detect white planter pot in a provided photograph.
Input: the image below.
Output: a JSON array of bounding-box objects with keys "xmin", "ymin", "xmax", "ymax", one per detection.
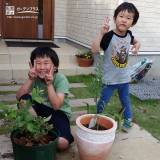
[{"xmin": 76, "ymin": 114, "xmax": 117, "ymax": 160}]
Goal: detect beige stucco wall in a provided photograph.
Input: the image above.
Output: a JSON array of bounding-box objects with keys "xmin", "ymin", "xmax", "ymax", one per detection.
[{"xmin": 54, "ymin": 0, "xmax": 160, "ymax": 52}]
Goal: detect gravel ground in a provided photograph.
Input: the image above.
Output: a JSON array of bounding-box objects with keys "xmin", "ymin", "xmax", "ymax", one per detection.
[{"xmin": 130, "ymin": 78, "xmax": 160, "ymax": 100}]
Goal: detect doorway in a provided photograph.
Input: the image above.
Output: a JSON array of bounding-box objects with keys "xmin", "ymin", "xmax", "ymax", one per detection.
[{"xmin": 0, "ymin": 0, "xmax": 54, "ymax": 40}]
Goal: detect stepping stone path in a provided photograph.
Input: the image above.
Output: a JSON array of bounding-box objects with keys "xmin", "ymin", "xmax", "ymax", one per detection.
[{"xmin": 0, "ymin": 79, "xmax": 95, "ymax": 125}]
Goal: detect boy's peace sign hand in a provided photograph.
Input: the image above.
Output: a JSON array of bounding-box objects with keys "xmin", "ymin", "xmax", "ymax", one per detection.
[
  {"xmin": 28, "ymin": 60, "xmax": 37, "ymax": 80},
  {"xmin": 100, "ymin": 17, "xmax": 110, "ymax": 35},
  {"xmin": 45, "ymin": 65, "xmax": 55, "ymax": 86}
]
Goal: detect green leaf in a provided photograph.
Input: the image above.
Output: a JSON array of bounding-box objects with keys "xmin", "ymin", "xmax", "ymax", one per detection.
[
  {"xmin": 10, "ymin": 110, "xmax": 18, "ymax": 118},
  {"xmin": 44, "ymin": 115, "xmax": 52, "ymax": 122},
  {"xmin": 25, "ymin": 99, "xmax": 31, "ymax": 109},
  {"xmin": 16, "ymin": 122, "xmax": 24, "ymax": 127},
  {"xmin": 41, "ymin": 129, "xmax": 46, "ymax": 135},
  {"xmin": 0, "ymin": 105, "xmax": 10, "ymax": 110},
  {"xmin": 25, "ymin": 114, "xmax": 35, "ymax": 122},
  {"xmin": 27, "ymin": 123, "xmax": 36, "ymax": 132},
  {"xmin": 33, "ymin": 96, "xmax": 41, "ymax": 104},
  {"xmin": 14, "ymin": 116, "xmax": 21, "ymax": 123},
  {"xmin": 32, "ymin": 88, "xmax": 36, "ymax": 96},
  {"xmin": 0, "ymin": 101, "xmax": 4, "ymax": 107}
]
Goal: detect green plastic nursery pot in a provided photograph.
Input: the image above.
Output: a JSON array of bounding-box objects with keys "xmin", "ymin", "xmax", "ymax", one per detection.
[{"xmin": 10, "ymin": 128, "xmax": 59, "ymax": 160}]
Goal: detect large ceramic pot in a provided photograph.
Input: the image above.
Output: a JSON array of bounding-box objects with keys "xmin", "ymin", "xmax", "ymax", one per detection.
[
  {"xmin": 76, "ymin": 114, "xmax": 117, "ymax": 160},
  {"xmin": 10, "ymin": 128, "xmax": 59, "ymax": 160},
  {"xmin": 76, "ymin": 57, "xmax": 93, "ymax": 67}
]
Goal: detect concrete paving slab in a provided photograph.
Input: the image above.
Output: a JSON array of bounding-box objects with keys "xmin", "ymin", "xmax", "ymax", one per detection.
[
  {"xmin": 0, "ymin": 79, "xmax": 27, "ymax": 84},
  {"xmin": 69, "ymin": 83, "xmax": 86, "ymax": 88},
  {"xmin": 108, "ymin": 136, "xmax": 160, "ymax": 160},
  {"xmin": 0, "ymin": 133, "xmax": 13, "ymax": 160},
  {"xmin": 0, "ymin": 125, "xmax": 160, "ymax": 160},
  {"xmin": 0, "ymin": 85, "xmax": 21, "ymax": 91},
  {"xmin": 69, "ymin": 98, "xmax": 95, "ymax": 107},
  {"xmin": 0, "ymin": 83, "xmax": 86, "ymax": 92},
  {"xmin": 70, "ymin": 111, "xmax": 87, "ymax": 121},
  {"xmin": 1, "ymin": 98, "xmax": 95, "ymax": 109},
  {"xmin": 0, "ymin": 119, "xmax": 5, "ymax": 126},
  {"xmin": 0, "ymin": 94, "xmax": 16, "ymax": 101},
  {"xmin": 116, "ymin": 123, "xmax": 151, "ymax": 140},
  {"xmin": 0, "ymin": 92, "xmax": 75, "ymax": 101}
]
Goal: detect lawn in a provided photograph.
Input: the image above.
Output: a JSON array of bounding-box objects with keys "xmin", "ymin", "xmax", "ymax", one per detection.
[
  {"xmin": 0, "ymin": 74, "xmax": 160, "ymax": 141},
  {"xmin": 67, "ymin": 74, "xmax": 160, "ymax": 140}
]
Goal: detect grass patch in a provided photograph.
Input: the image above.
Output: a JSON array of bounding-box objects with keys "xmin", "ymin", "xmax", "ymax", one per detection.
[
  {"xmin": 69, "ymin": 88, "xmax": 94, "ymax": 99},
  {"xmin": 70, "ymin": 121, "xmax": 76, "ymax": 126},
  {"xmin": 0, "ymin": 127, "xmax": 12, "ymax": 134},
  {"xmin": 0, "ymin": 74, "xmax": 160, "ymax": 141},
  {"xmin": 0, "ymin": 113, "xmax": 12, "ymax": 134},
  {"xmin": 67, "ymin": 74, "xmax": 160, "ymax": 141},
  {"xmin": 0, "ymin": 91, "xmax": 17, "ymax": 95},
  {"xmin": 71, "ymin": 106, "xmax": 87, "ymax": 112},
  {"xmin": 0, "ymin": 112, "xmax": 4, "ymax": 119},
  {"xmin": 67, "ymin": 74, "xmax": 95, "ymax": 85},
  {"xmin": 2, "ymin": 100, "xmax": 18, "ymax": 105},
  {"xmin": 0, "ymin": 84, "xmax": 22, "ymax": 86}
]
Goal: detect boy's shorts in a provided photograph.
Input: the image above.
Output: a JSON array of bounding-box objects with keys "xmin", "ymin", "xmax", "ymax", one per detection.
[{"xmin": 19, "ymin": 94, "xmax": 74, "ymax": 145}]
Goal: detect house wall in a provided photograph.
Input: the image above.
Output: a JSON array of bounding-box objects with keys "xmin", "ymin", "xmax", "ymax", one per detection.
[
  {"xmin": 54, "ymin": 0, "xmax": 160, "ymax": 52},
  {"xmin": 126, "ymin": 0, "xmax": 160, "ymax": 51},
  {"xmin": 54, "ymin": 0, "xmax": 118, "ymax": 45},
  {"xmin": 54, "ymin": 0, "xmax": 67, "ymax": 37},
  {"xmin": 66, "ymin": 0, "xmax": 118, "ymax": 46}
]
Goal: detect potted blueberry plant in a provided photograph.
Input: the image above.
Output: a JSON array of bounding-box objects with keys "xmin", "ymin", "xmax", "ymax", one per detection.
[
  {"xmin": 0, "ymin": 88, "xmax": 59, "ymax": 160},
  {"xmin": 76, "ymin": 51, "xmax": 117, "ymax": 160}
]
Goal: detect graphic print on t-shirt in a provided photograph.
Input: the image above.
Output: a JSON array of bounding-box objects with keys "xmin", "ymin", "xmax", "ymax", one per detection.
[{"xmin": 111, "ymin": 42, "xmax": 129, "ymax": 68}]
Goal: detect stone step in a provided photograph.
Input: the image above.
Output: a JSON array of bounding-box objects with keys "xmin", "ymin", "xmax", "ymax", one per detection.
[
  {"xmin": 0, "ymin": 41, "xmax": 96, "ymax": 79},
  {"xmin": 0, "ymin": 64, "xmax": 95, "ymax": 79},
  {"xmin": 9, "ymin": 54, "xmax": 77, "ymax": 65},
  {"xmin": 0, "ymin": 41, "xmax": 78, "ymax": 65}
]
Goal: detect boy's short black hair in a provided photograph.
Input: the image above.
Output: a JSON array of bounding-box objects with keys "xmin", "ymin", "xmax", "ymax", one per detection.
[
  {"xmin": 114, "ymin": 2, "xmax": 139, "ymax": 25},
  {"xmin": 30, "ymin": 47, "xmax": 59, "ymax": 73}
]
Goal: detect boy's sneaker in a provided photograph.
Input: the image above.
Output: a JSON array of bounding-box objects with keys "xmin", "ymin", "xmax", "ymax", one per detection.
[{"xmin": 121, "ymin": 119, "xmax": 134, "ymax": 133}]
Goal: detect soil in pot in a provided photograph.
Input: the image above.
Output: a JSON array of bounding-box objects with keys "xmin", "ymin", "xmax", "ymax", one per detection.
[
  {"xmin": 76, "ymin": 114, "xmax": 117, "ymax": 160},
  {"xmin": 83, "ymin": 124, "xmax": 109, "ymax": 130},
  {"xmin": 11, "ymin": 129, "xmax": 59, "ymax": 160},
  {"xmin": 13, "ymin": 134, "xmax": 55, "ymax": 146}
]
